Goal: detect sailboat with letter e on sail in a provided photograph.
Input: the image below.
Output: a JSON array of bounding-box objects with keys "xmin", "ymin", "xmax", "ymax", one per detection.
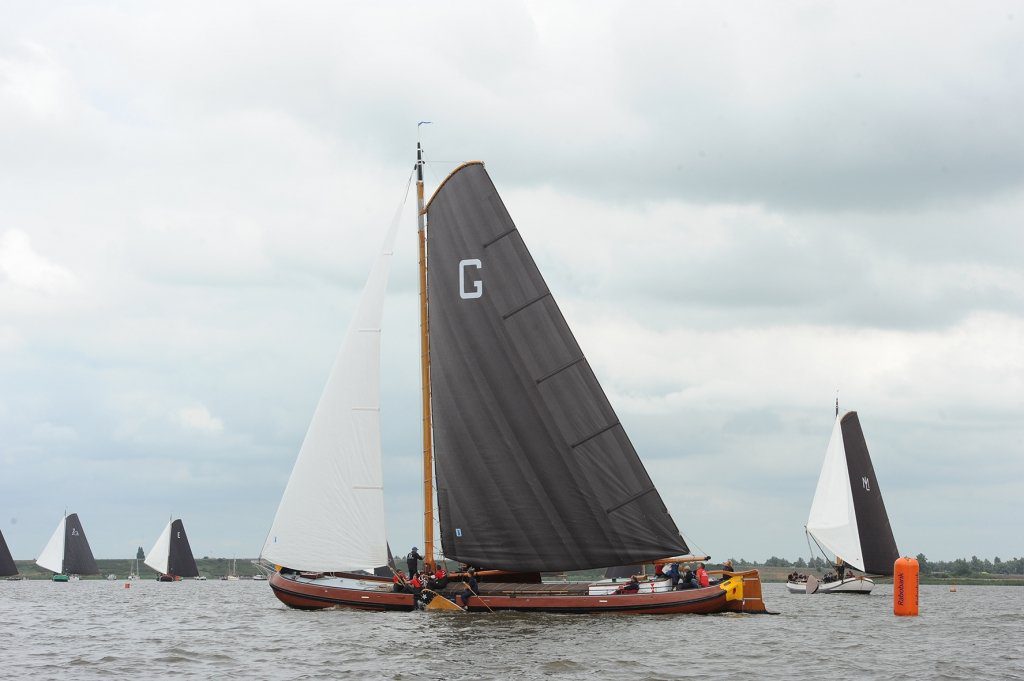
[
  {"xmin": 263, "ymin": 140, "xmax": 769, "ymax": 614},
  {"xmin": 36, "ymin": 512, "xmax": 99, "ymax": 582},
  {"xmin": 789, "ymin": 407, "xmax": 899, "ymax": 594},
  {"xmin": 145, "ymin": 518, "xmax": 200, "ymax": 581}
]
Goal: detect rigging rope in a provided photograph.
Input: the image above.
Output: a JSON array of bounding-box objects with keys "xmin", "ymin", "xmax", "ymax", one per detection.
[
  {"xmin": 805, "ymin": 528, "xmax": 817, "ymax": 570},
  {"xmin": 679, "ymin": 530, "xmax": 709, "ymax": 562},
  {"xmin": 392, "ymin": 166, "xmax": 415, "ymax": 231}
]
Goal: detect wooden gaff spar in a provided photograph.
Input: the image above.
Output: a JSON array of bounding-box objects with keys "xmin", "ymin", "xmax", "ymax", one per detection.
[{"xmin": 264, "ymin": 144, "xmax": 769, "ymax": 615}]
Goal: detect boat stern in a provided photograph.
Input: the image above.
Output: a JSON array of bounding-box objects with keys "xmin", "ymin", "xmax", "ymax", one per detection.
[{"xmin": 720, "ymin": 570, "xmax": 772, "ymax": 614}]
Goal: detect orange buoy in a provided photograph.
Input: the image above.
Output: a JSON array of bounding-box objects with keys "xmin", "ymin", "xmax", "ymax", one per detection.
[
  {"xmin": 893, "ymin": 556, "xmax": 919, "ymax": 616},
  {"xmin": 124, "ymin": 582, "xmax": 131, "ymax": 589}
]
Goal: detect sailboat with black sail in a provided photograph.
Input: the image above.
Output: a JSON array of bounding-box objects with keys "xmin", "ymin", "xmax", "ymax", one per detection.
[
  {"xmin": 36, "ymin": 512, "xmax": 99, "ymax": 582},
  {"xmin": 789, "ymin": 409, "xmax": 899, "ymax": 594},
  {"xmin": 264, "ymin": 146, "xmax": 768, "ymax": 614},
  {"xmin": 145, "ymin": 518, "xmax": 200, "ymax": 581},
  {"xmin": 0, "ymin": 529, "xmax": 18, "ymax": 578}
]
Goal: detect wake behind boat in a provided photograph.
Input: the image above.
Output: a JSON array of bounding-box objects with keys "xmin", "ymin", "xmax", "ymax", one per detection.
[
  {"xmin": 261, "ymin": 145, "xmax": 769, "ymax": 615},
  {"xmin": 788, "ymin": 408, "xmax": 899, "ymax": 595}
]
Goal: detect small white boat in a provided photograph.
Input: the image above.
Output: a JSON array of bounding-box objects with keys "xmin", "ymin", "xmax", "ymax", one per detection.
[
  {"xmin": 106, "ymin": 574, "xmax": 117, "ymax": 580},
  {"xmin": 787, "ymin": 576, "xmax": 874, "ymax": 594},
  {"xmin": 794, "ymin": 408, "xmax": 899, "ymax": 595}
]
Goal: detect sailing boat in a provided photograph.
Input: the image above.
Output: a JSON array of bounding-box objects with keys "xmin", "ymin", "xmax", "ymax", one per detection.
[
  {"xmin": 788, "ymin": 409, "xmax": 899, "ymax": 594},
  {"xmin": 0, "ymin": 529, "xmax": 18, "ymax": 579},
  {"xmin": 36, "ymin": 512, "xmax": 99, "ymax": 582},
  {"xmin": 263, "ymin": 149, "xmax": 768, "ymax": 614},
  {"xmin": 145, "ymin": 518, "xmax": 199, "ymax": 581}
]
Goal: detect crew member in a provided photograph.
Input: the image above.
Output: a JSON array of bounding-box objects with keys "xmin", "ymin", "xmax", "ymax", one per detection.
[
  {"xmin": 618, "ymin": 575, "xmax": 640, "ymax": 593},
  {"xmin": 696, "ymin": 563, "xmax": 710, "ymax": 588},
  {"xmin": 407, "ymin": 547, "xmax": 424, "ymax": 576},
  {"xmin": 460, "ymin": 569, "xmax": 479, "ymax": 608}
]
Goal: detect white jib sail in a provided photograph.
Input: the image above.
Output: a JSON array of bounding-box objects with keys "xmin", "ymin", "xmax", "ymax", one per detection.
[
  {"xmin": 36, "ymin": 515, "xmax": 66, "ymax": 573},
  {"xmin": 806, "ymin": 413, "xmax": 864, "ymax": 571},
  {"xmin": 260, "ymin": 218, "xmax": 400, "ymax": 573},
  {"xmin": 145, "ymin": 520, "xmax": 172, "ymax": 575}
]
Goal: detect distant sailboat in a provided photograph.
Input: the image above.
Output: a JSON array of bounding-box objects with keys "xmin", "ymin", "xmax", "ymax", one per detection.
[
  {"xmin": 263, "ymin": 148, "xmax": 769, "ymax": 614},
  {"xmin": 145, "ymin": 518, "xmax": 199, "ymax": 582},
  {"xmin": 36, "ymin": 512, "xmax": 99, "ymax": 581},
  {"xmin": 0, "ymin": 529, "xmax": 18, "ymax": 578},
  {"xmin": 789, "ymin": 410, "xmax": 899, "ymax": 594}
]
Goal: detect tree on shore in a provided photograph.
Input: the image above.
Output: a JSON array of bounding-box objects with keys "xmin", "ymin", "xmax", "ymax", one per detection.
[{"xmin": 136, "ymin": 546, "xmax": 145, "ymax": 560}]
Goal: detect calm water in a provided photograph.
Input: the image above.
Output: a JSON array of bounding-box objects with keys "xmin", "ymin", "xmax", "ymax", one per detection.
[{"xmin": 1, "ymin": 580, "xmax": 1021, "ymax": 680}]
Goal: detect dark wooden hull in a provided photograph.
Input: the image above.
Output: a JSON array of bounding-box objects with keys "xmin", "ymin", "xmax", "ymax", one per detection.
[
  {"xmin": 455, "ymin": 585, "xmax": 728, "ymax": 614},
  {"xmin": 269, "ymin": 572, "xmax": 416, "ymax": 611},
  {"xmin": 269, "ymin": 570, "xmax": 771, "ymax": 615}
]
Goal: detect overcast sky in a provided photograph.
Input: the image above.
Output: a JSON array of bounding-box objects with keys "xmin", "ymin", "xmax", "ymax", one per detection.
[{"xmin": 1, "ymin": 1, "xmax": 1021, "ymax": 565}]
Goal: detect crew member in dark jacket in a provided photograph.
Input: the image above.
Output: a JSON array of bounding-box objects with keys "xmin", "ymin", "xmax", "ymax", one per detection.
[
  {"xmin": 407, "ymin": 547, "xmax": 424, "ymax": 576},
  {"xmin": 460, "ymin": 569, "xmax": 479, "ymax": 608},
  {"xmin": 667, "ymin": 562, "xmax": 681, "ymax": 589}
]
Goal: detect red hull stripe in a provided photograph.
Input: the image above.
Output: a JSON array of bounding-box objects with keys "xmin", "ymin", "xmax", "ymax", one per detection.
[{"xmin": 269, "ymin": 573, "xmax": 728, "ymax": 614}]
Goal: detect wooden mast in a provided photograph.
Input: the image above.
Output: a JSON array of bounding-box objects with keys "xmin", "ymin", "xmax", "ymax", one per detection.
[{"xmin": 416, "ymin": 138, "xmax": 436, "ymax": 572}]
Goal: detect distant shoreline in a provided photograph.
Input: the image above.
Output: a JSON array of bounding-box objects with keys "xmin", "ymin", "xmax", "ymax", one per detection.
[
  {"xmin": 9, "ymin": 557, "xmax": 264, "ymax": 580},
  {"xmin": 9, "ymin": 558, "xmax": 1023, "ymax": 586}
]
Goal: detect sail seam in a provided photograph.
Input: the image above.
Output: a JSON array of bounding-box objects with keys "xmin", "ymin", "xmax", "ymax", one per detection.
[
  {"xmin": 570, "ymin": 421, "xmax": 620, "ymax": 449},
  {"xmin": 351, "ymin": 407, "xmax": 380, "ymax": 411},
  {"xmin": 502, "ymin": 291, "xmax": 552, "ymax": 319},
  {"xmin": 605, "ymin": 487, "xmax": 656, "ymax": 515},
  {"xmin": 535, "ymin": 357, "xmax": 585, "ymax": 384},
  {"xmin": 483, "ymin": 228, "xmax": 516, "ymax": 248}
]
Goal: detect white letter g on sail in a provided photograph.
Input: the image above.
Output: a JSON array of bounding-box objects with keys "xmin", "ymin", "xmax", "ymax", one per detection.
[{"xmin": 459, "ymin": 259, "xmax": 483, "ymax": 299}]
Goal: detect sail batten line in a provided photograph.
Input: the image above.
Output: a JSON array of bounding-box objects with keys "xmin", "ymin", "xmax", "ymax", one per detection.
[
  {"xmin": 501, "ymin": 291, "xmax": 552, "ymax": 320},
  {"xmin": 570, "ymin": 421, "xmax": 621, "ymax": 449},
  {"xmin": 605, "ymin": 487, "xmax": 657, "ymax": 515},
  {"xmin": 483, "ymin": 228, "xmax": 517, "ymax": 248},
  {"xmin": 535, "ymin": 357, "xmax": 586, "ymax": 384}
]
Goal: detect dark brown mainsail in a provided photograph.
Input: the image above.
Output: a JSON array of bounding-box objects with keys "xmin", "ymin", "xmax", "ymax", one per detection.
[
  {"xmin": 63, "ymin": 513, "xmax": 99, "ymax": 575},
  {"xmin": 425, "ymin": 162, "xmax": 688, "ymax": 572},
  {"xmin": 0, "ymin": 529, "xmax": 17, "ymax": 577},
  {"xmin": 167, "ymin": 519, "xmax": 200, "ymax": 578},
  {"xmin": 840, "ymin": 413, "xmax": 899, "ymax": 575}
]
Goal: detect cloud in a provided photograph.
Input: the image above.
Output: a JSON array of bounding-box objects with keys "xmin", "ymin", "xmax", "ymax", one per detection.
[
  {"xmin": 0, "ymin": 2, "xmax": 1020, "ymax": 561},
  {"xmin": 0, "ymin": 229, "xmax": 77, "ymax": 294},
  {"xmin": 176, "ymin": 405, "xmax": 224, "ymax": 434}
]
